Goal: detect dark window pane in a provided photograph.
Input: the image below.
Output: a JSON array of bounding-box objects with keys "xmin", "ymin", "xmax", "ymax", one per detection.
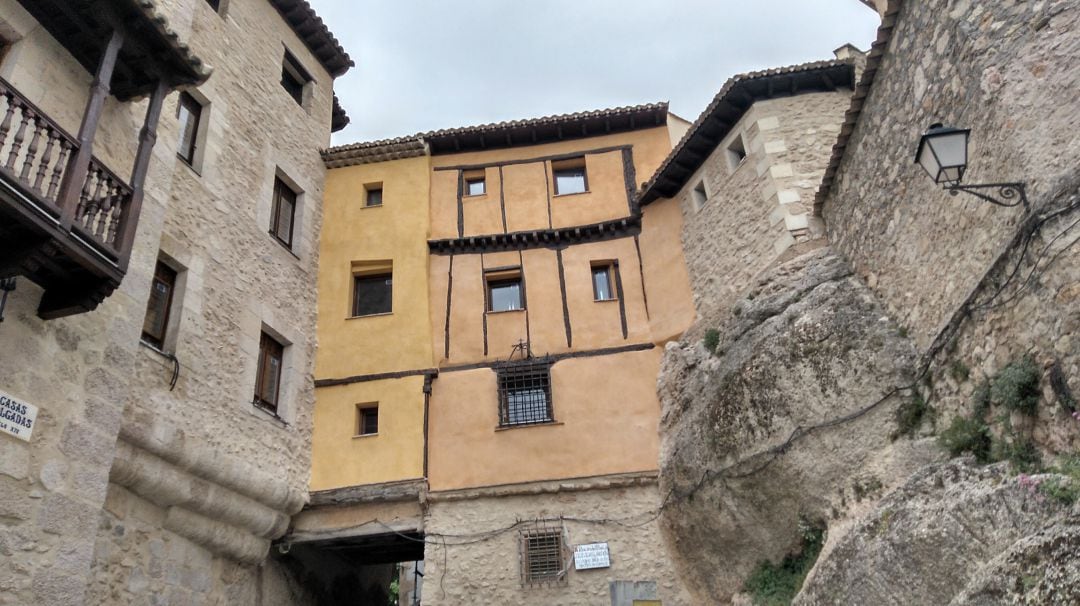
[
  {"xmin": 255, "ymin": 333, "xmax": 284, "ymax": 413},
  {"xmin": 176, "ymin": 93, "xmax": 201, "ymax": 164},
  {"xmin": 141, "ymin": 262, "xmax": 177, "ymax": 348},
  {"xmin": 271, "ymin": 178, "xmax": 296, "ymax": 247},
  {"xmin": 488, "ymin": 279, "xmax": 522, "ymax": 312},
  {"xmin": 592, "ymin": 266, "xmax": 613, "ymax": 301},
  {"xmin": 359, "ymin": 407, "xmax": 379, "ymax": 435},
  {"xmin": 466, "ymin": 178, "xmax": 485, "ymax": 196},
  {"xmin": 554, "ymin": 168, "xmax": 587, "ymax": 195},
  {"xmin": 281, "ymin": 52, "xmax": 310, "ymax": 105},
  {"xmin": 366, "ymin": 187, "xmax": 383, "ymax": 207},
  {"xmin": 206, "ymin": 0, "xmax": 221, "ymax": 10},
  {"xmin": 353, "ymin": 274, "xmax": 393, "ymax": 316}
]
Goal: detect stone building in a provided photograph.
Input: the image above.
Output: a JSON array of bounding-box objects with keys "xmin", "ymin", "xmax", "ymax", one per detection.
[
  {"xmin": 294, "ymin": 105, "xmax": 700, "ymax": 604},
  {"xmin": 0, "ymin": 0, "xmax": 351, "ymax": 604}
]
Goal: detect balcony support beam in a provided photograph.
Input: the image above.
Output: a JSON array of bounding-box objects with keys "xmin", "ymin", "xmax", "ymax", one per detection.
[
  {"xmin": 116, "ymin": 78, "xmax": 168, "ymax": 272},
  {"xmin": 57, "ymin": 27, "xmax": 124, "ymax": 229}
]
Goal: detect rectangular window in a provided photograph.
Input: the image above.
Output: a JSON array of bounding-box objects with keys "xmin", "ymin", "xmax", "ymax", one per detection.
[
  {"xmin": 141, "ymin": 261, "xmax": 177, "ymax": 348},
  {"xmin": 205, "ymin": 0, "xmax": 221, "ymax": 11},
  {"xmin": 254, "ymin": 332, "xmax": 284, "ymax": 414},
  {"xmin": 356, "ymin": 404, "xmax": 379, "ymax": 436},
  {"xmin": 364, "ymin": 183, "xmax": 383, "ymax": 207},
  {"xmin": 519, "ymin": 521, "xmax": 566, "ymax": 586},
  {"xmin": 691, "ymin": 180, "xmax": 708, "ymax": 212},
  {"xmin": 176, "ymin": 92, "xmax": 203, "ymax": 166},
  {"xmin": 552, "ymin": 157, "xmax": 588, "ymax": 195},
  {"xmin": 281, "ymin": 50, "xmax": 312, "ymax": 105},
  {"xmin": 270, "ymin": 177, "xmax": 297, "ymax": 248},
  {"xmin": 353, "ymin": 271, "xmax": 393, "ymax": 316},
  {"xmin": 726, "ymin": 134, "xmax": 747, "ymax": 171},
  {"xmin": 486, "ymin": 271, "xmax": 523, "ymax": 313},
  {"xmin": 591, "ymin": 263, "xmax": 615, "ymax": 301},
  {"xmin": 497, "ymin": 362, "xmax": 553, "ymax": 427},
  {"xmin": 464, "ymin": 170, "xmax": 486, "ymax": 196}
]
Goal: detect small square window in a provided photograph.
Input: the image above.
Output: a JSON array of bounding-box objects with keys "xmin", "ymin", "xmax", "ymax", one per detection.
[
  {"xmin": 356, "ymin": 404, "xmax": 379, "ymax": 436},
  {"xmin": 254, "ymin": 332, "xmax": 285, "ymax": 414},
  {"xmin": 726, "ymin": 135, "xmax": 747, "ymax": 171},
  {"xmin": 281, "ymin": 50, "xmax": 312, "ymax": 106},
  {"xmin": 176, "ymin": 92, "xmax": 204, "ymax": 166},
  {"xmin": 353, "ymin": 268, "xmax": 393, "ymax": 316},
  {"xmin": 497, "ymin": 362, "xmax": 552, "ymax": 427},
  {"xmin": 691, "ymin": 180, "xmax": 708, "ymax": 212},
  {"xmin": 464, "ymin": 170, "xmax": 486, "ymax": 196},
  {"xmin": 552, "ymin": 157, "xmax": 588, "ymax": 195},
  {"xmin": 141, "ymin": 261, "xmax": 178, "ymax": 349},
  {"xmin": 519, "ymin": 521, "xmax": 566, "ymax": 586},
  {"xmin": 591, "ymin": 263, "xmax": 616, "ymax": 301},
  {"xmin": 270, "ymin": 177, "xmax": 297, "ymax": 248},
  {"xmin": 486, "ymin": 270, "xmax": 523, "ymax": 312},
  {"xmin": 205, "ymin": 0, "xmax": 221, "ymax": 11},
  {"xmin": 364, "ymin": 183, "xmax": 383, "ymax": 207}
]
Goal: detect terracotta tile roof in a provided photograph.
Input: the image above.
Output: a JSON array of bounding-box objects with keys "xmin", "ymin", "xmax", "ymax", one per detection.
[
  {"xmin": 268, "ymin": 0, "xmax": 354, "ymax": 78},
  {"xmin": 331, "ymin": 95, "xmax": 349, "ymax": 133},
  {"xmin": 638, "ymin": 59, "xmax": 856, "ymax": 206},
  {"xmin": 813, "ymin": 1, "xmax": 902, "ymax": 215},
  {"xmin": 322, "ymin": 135, "xmax": 428, "ymax": 168}
]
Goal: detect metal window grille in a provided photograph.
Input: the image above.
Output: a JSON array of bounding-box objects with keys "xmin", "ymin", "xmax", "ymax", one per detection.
[
  {"xmin": 497, "ymin": 362, "xmax": 552, "ymax": 427},
  {"xmin": 519, "ymin": 520, "xmax": 566, "ymax": 586}
]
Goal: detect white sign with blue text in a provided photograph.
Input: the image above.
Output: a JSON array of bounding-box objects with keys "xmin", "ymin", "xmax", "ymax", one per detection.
[
  {"xmin": 574, "ymin": 542, "xmax": 611, "ymax": 570},
  {"xmin": 0, "ymin": 390, "xmax": 37, "ymax": 442}
]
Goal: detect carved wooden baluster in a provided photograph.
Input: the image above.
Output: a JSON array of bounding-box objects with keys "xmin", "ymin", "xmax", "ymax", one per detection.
[
  {"xmin": 95, "ymin": 180, "xmax": 115, "ymax": 241},
  {"xmin": 46, "ymin": 140, "xmax": 71, "ymax": 203},
  {"xmin": 5, "ymin": 102, "xmax": 30, "ymax": 171},
  {"xmin": 85, "ymin": 168, "xmax": 106, "ymax": 230},
  {"xmin": 20, "ymin": 114, "xmax": 43, "ymax": 181},
  {"xmin": 32, "ymin": 125, "xmax": 56, "ymax": 193},
  {"xmin": 75, "ymin": 168, "xmax": 96, "ymax": 223},
  {"xmin": 108, "ymin": 187, "xmax": 126, "ymax": 246},
  {"xmin": 0, "ymin": 92, "xmax": 15, "ymax": 154}
]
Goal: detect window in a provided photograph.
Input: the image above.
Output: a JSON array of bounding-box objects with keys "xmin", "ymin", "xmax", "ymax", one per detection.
[
  {"xmin": 352, "ymin": 263, "xmax": 393, "ymax": 316},
  {"xmin": 270, "ymin": 177, "xmax": 297, "ymax": 248},
  {"xmin": 364, "ymin": 183, "xmax": 383, "ymax": 207},
  {"xmin": 691, "ymin": 180, "xmax": 708, "ymax": 212},
  {"xmin": 726, "ymin": 134, "xmax": 747, "ymax": 171},
  {"xmin": 176, "ymin": 92, "xmax": 203, "ymax": 166},
  {"xmin": 464, "ymin": 170, "xmax": 486, "ymax": 196},
  {"xmin": 141, "ymin": 261, "xmax": 177, "ymax": 348},
  {"xmin": 205, "ymin": 0, "xmax": 221, "ymax": 10},
  {"xmin": 254, "ymin": 332, "xmax": 284, "ymax": 414},
  {"xmin": 519, "ymin": 521, "xmax": 566, "ymax": 586},
  {"xmin": 281, "ymin": 50, "xmax": 312, "ymax": 106},
  {"xmin": 497, "ymin": 362, "xmax": 553, "ymax": 427},
  {"xmin": 356, "ymin": 404, "xmax": 379, "ymax": 436},
  {"xmin": 486, "ymin": 270, "xmax": 523, "ymax": 312},
  {"xmin": 552, "ymin": 157, "xmax": 588, "ymax": 195},
  {"xmin": 591, "ymin": 262, "xmax": 616, "ymax": 301}
]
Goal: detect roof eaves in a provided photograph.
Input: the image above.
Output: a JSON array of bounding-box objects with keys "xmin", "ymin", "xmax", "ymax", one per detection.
[
  {"xmin": 267, "ymin": 0, "xmax": 354, "ymax": 78},
  {"xmin": 322, "ymin": 136, "xmax": 428, "ymax": 168}
]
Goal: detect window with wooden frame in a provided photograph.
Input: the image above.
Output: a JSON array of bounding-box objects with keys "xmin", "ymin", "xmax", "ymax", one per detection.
[
  {"xmin": 176, "ymin": 92, "xmax": 203, "ymax": 166},
  {"xmin": 254, "ymin": 332, "xmax": 284, "ymax": 414},
  {"xmin": 591, "ymin": 261, "xmax": 616, "ymax": 301},
  {"xmin": 141, "ymin": 261, "xmax": 178, "ymax": 349},
  {"xmin": 519, "ymin": 520, "xmax": 567, "ymax": 586},
  {"xmin": 364, "ymin": 183, "xmax": 383, "ymax": 207},
  {"xmin": 486, "ymin": 268, "xmax": 524, "ymax": 312},
  {"xmin": 352, "ymin": 261, "xmax": 393, "ymax": 317},
  {"xmin": 497, "ymin": 362, "xmax": 553, "ymax": 427},
  {"xmin": 552, "ymin": 156, "xmax": 588, "ymax": 195},
  {"xmin": 463, "ymin": 169, "xmax": 486, "ymax": 196},
  {"xmin": 281, "ymin": 50, "xmax": 312, "ymax": 106},
  {"xmin": 270, "ymin": 176, "xmax": 297, "ymax": 248},
  {"xmin": 356, "ymin": 404, "xmax": 379, "ymax": 436}
]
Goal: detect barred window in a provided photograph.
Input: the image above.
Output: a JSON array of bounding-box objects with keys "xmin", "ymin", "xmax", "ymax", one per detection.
[
  {"xmin": 519, "ymin": 521, "xmax": 566, "ymax": 586},
  {"xmin": 497, "ymin": 362, "xmax": 552, "ymax": 427}
]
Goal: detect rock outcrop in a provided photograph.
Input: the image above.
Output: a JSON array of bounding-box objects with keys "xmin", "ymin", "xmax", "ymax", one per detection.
[
  {"xmin": 796, "ymin": 458, "xmax": 1080, "ymax": 605},
  {"xmin": 657, "ymin": 247, "xmax": 940, "ymax": 602}
]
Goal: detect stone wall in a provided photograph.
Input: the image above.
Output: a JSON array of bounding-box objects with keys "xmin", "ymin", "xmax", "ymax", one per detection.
[
  {"xmin": 422, "ymin": 479, "xmax": 692, "ymax": 606},
  {"xmin": 0, "ymin": 0, "xmax": 337, "ymax": 603},
  {"xmin": 675, "ymin": 91, "xmax": 848, "ymax": 331}
]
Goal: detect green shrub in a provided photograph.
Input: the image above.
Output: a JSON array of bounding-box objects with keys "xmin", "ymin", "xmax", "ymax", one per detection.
[
  {"xmin": 938, "ymin": 416, "xmax": 993, "ymax": 463},
  {"xmin": 1039, "ymin": 454, "xmax": 1080, "ymax": 505},
  {"xmin": 703, "ymin": 329, "xmax": 720, "ymax": 353},
  {"xmin": 892, "ymin": 393, "xmax": 931, "ymax": 440},
  {"xmin": 949, "ymin": 360, "xmax": 970, "ymax": 382},
  {"xmin": 991, "ymin": 356, "xmax": 1041, "ymax": 415},
  {"xmin": 743, "ymin": 520, "xmax": 826, "ymax": 606},
  {"xmin": 993, "ymin": 435, "xmax": 1043, "ymax": 473},
  {"xmin": 972, "ymin": 379, "xmax": 992, "ymax": 419}
]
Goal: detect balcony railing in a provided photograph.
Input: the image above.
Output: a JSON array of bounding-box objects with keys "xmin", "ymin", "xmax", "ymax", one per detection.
[{"xmin": 0, "ymin": 76, "xmax": 133, "ymax": 263}]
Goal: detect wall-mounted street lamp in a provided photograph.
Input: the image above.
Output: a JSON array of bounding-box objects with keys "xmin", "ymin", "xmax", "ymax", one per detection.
[{"xmin": 915, "ymin": 123, "xmax": 1029, "ymax": 210}]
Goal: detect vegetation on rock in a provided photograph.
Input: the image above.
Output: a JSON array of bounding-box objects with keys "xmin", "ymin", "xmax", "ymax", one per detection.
[{"xmin": 743, "ymin": 519, "xmax": 826, "ymax": 606}]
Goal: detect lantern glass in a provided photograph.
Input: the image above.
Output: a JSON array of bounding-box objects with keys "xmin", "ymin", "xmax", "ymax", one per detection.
[{"xmin": 915, "ymin": 125, "xmax": 970, "ymax": 184}]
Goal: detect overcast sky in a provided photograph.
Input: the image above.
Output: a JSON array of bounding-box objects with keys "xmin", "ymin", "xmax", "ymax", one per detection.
[{"xmin": 309, "ymin": 1, "xmax": 880, "ymax": 146}]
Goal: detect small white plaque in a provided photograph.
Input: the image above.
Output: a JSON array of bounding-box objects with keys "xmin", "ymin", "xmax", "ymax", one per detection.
[
  {"xmin": 0, "ymin": 390, "xmax": 37, "ymax": 442},
  {"xmin": 574, "ymin": 542, "xmax": 611, "ymax": 570}
]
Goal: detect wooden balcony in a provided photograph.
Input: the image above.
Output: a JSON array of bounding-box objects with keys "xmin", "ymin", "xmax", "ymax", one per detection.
[{"xmin": 0, "ymin": 77, "xmax": 136, "ymax": 319}]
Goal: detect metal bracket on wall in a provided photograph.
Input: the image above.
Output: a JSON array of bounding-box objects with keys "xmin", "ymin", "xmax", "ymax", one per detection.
[
  {"xmin": 0, "ymin": 278, "xmax": 16, "ymax": 322},
  {"xmin": 946, "ymin": 182, "xmax": 1029, "ymax": 210}
]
